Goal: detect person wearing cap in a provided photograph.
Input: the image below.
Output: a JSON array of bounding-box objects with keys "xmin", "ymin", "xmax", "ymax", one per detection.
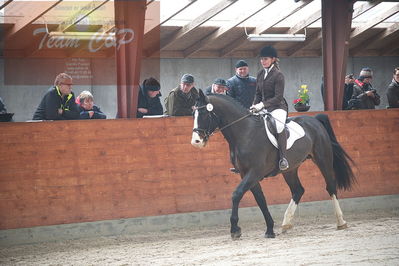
[
  {"xmin": 251, "ymin": 45, "xmax": 289, "ymax": 171},
  {"xmin": 350, "ymin": 67, "xmax": 380, "ymax": 109},
  {"xmin": 205, "ymin": 78, "xmax": 229, "ymax": 95},
  {"xmin": 164, "ymin": 73, "xmax": 199, "ymax": 116},
  {"xmin": 386, "ymin": 67, "xmax": 399, "ymax": 108},
  {"xmin": 137, "ymin": 77, "xmax": 163, "ymax": 118},
  {"xmin": 32, "ymin": 73, "xmax": 80, "ymax": 120},
  {"xmin": 226, "ymin": 60, "xmax": 256, "ymax": 109}
]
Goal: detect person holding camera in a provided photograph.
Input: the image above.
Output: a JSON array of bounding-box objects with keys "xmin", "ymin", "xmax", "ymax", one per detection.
[{"xmin": 349, "ymin": 67, "xmax": 380, "ymax": 109}]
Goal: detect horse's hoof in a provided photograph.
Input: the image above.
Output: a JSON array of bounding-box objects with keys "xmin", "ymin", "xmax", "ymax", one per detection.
[
  {"xmin": 281, "ymin": 224, "xmax": 293, "ymax": 233},
  {"xmin": 265, "ymin": 232, "xmax": 275, "ymax": 238},
  {"xmin": 337, "ymin": 223, "xmax": 348, "ymax": 230},
  {"xmin": 231, "ymin": 231, "xmax": 241, "ymax": 240},
  {"xmin": 231, "ymin": 228, "xmax": 242, "ymax": 240}
]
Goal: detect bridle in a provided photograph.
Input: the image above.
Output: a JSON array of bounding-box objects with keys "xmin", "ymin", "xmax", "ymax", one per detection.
[{"xmin": 192, "ymin": 104, "xmax": 252, "ymax": 141}]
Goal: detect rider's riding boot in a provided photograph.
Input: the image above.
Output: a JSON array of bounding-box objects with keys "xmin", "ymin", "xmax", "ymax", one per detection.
[{"xmin": 277, "ymin": 129, "xmax": 289, "ymax": 171}]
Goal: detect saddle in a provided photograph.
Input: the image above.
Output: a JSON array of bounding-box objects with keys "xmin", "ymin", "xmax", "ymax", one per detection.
[{"xmin": 263, "ymin": 114, "xmax": 305, "ymax": 150}]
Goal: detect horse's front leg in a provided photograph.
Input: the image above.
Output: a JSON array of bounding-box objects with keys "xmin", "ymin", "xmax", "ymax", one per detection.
[
  {"xmin": 250, "ymin": 182, "xmax": 275, "ymax": 238},
  {"xmin": 230, "ymin": 173, "xmax": 259, "ymax": 240}
]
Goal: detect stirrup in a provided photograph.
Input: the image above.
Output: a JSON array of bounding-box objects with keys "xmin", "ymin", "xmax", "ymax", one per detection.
[
  {"xmin": 279, "ymin": 158, "xmax": 289, "ymax": 171},
  {"xmin": 230, "ymin": 168, "xmax": 240, "ymax": 174}
]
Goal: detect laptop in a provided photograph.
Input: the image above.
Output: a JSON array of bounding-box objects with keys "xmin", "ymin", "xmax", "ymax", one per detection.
[{"xmin": 0, "ymin": 113, "xmax": 14, "ymax": 122}]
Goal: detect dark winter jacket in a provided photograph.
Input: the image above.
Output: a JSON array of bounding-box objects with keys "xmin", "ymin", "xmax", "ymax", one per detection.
[
  {"xmin": 253, "ymin": 66, "xmax": 288, "ymax": 112},
  {"xmin": 137, "ymin": 84, "xmax": 163, "ymax": 118},
  {"xmin": 33, "ymin": 86, "xmax": 80, "ymax": 120},
  {"xmin": 164, "ymin": 86, "xmax": 199, "ymax": 116},
  {"xmin": 79, "ymin": 105, "xmax": 106, "ymax": 119},
  {"xmin": 350, "ymin": 79, "xmax": 380, "ymax": 109},
  {"xmin": 386, "ymin": 79, "xmax": 399, "ymax": 108},
  {"xmin": 342, "ymin": 83, "xmax": 354, "ymax": 110},
  {"xmin": 226, "ymin": 74, "xmax": 256, "ymax": 108}
]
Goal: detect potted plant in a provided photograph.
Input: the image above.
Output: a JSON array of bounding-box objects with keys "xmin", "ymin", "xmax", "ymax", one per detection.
[{"xmin": 293, "ymin": 84, "xmax": 310, "ymax": 112}]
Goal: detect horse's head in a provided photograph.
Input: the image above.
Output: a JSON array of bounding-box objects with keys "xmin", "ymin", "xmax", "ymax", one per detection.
[{"xmin": 191, "ymin": 89, "xmax": 219, "ymax": 148}]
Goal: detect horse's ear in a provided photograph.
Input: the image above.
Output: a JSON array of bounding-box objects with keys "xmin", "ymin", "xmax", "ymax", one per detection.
[{"xmin": 198, "ymin": 89, "xmax": 208, "ymax": 103}]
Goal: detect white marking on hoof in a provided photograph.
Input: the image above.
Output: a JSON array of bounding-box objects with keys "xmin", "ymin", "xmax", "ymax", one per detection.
[
  {"xmin": 281, "ymin": 224, "xmax": 293, "ymax": 233},
  {"xmin": 337, "ymin": 223, "xmax": 348, "ymax": 230}
]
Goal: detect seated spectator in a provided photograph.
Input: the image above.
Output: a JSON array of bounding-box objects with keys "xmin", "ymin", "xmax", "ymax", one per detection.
[
  {"xmin": 165, "ymin": 74, "xmax": 199, "ymax": 116},
  {"xmin": 348, "ymin": 67, "xmax": 380, "ymax": 109},
  {"xmin": 226, "ymin": 60, "xmax": 257, "ymax": 108},
  {"xmin": 76, "ymin": 91, "xmax": 106, "ymax": 119},
  {"xmin": 32, "ymin": 73, "xmax": 80, "ymax": 120},
  {"xmin": 137, "ymin": 77, "xmax": 163, "ymax": 118},
  {"xmin": 205, "ymin": 78, "xmax": 229, "ymax": 95},
  {"xmin": 386, "ymin": 67, "xmax": 399, "ymax": 108},
  {"xmin": 342, "ymin": 74, "xmax": 355, "ymax": 110}
]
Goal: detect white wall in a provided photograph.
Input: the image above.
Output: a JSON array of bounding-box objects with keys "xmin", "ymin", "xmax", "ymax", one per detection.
[{"xmin": 1, "ymin": 56, "xmax": 398, "ymax": 121}]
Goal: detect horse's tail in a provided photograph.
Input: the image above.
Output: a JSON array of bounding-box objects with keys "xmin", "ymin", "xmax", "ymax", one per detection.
[{"xmin": 315, "ymin": 113, "xmax": 356, "ymax": 190}]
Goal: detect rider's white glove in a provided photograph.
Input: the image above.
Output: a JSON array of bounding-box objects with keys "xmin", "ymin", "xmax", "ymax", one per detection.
[{"xmin": 250, "ymin": 102, "xmax": 264, "ymax": 112}]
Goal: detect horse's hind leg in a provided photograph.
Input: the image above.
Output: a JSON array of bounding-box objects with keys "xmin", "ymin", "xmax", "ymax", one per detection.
[
  {"xmin": 250, "ymin": 182, "xmax": 275, "ymax": 238},
  {"xmin": 313, "ymin": 151, "xmax": 347, "ymax": 229},
  {"xmin": 281, "ymin": 168, "xmax": 304, "ymax": 232}
]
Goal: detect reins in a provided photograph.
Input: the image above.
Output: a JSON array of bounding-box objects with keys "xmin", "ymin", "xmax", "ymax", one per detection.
[{"xmin": 193, "ymin": 104, "xmax": 252, "ymax": 139}]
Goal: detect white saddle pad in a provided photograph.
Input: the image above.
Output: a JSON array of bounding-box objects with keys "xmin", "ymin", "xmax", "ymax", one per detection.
[{"xmin": 264, "ymin": 119, "xmax": 305, "ymax": 150}]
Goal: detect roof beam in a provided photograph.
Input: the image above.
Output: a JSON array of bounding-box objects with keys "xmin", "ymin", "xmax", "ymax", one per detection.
[
  {"xmin": 5, "ymin": 1, "xmax": 62, "ymax": 40},
  {"xmin": 286, "ymin": 30, "xmax": 322, "ymax": 57},
  {"xmin": 379, "ymin": 35, "xmax": 399, "ymax": 55},
  {"xmin": 350, "ymin": 22, "xmax": 399, "ymax": 56},
  {"xmin": 291, "ymin": 0, "xmax": 386, "ymax": 56},
  {"xmin": 220, "ymin": 0, "xmax": 312, "ymax": 57},
  {"xmin": 183, "ymin": 0, "xmax": 275, "ymax": 57},
  {"xmin": 287, "ymin": 8, "xmax": 321, "ymax": 34},
  {"xmin": 350, "ymin": 3, "xmax": 399, "ymax": 39},
  {"xmin": 0, "ymin": 0, "xmax": 13, "ymax": 10},
  {"xmin": 146, "ymin": 0, "xmax": 238, "ymax": 57}
]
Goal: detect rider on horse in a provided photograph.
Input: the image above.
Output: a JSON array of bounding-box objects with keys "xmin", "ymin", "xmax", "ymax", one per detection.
[{"xmin": 251, "ymin": 46, "xmax": 289, "ymax": 171}]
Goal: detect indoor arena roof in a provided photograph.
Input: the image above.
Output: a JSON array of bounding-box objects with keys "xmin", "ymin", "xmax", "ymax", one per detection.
[{"xmin": 0, "ymin": 0, "xmax": 398, "ymax": 58}]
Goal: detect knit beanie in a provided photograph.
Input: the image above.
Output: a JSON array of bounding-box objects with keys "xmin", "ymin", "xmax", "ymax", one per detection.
[
  {"xmin": 235, "ymin": 60, "xmax": 248, "ymax": 68},
  {"xmin": 359, "ymin": 67, "xmax": 373, "ymax": 80}
]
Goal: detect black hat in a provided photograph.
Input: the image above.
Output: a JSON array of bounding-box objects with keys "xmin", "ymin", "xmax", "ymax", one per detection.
[
  {"xmin": 143, "ymin": 77, "xmax": 160, "ymax": 91},
  {"xmin": 181, "ymin": 73, "xmax": 194, "ymax": 84},
  {"xmin": 235, "ymin": 60, "xmax": 248, "ymax": 68},
  {"xmin": 213, "ymin": 78, "xmax": 227, "ymax": 86},
  {"xmin": 260, "ymin": 46, "xmax": 278, "ymax": 58}
]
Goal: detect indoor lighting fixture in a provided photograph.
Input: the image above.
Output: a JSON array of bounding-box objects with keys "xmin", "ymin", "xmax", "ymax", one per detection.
[
  {"xmin": 247, "ymin": 33, "xmax": 306, "ymax": 42},
  {"xmin": 48, "ymin": 31, "xmax": 115, "ymax": 41}
]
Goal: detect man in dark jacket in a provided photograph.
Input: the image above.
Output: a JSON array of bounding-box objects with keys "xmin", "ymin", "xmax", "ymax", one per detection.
[
  {"xmin": 137, "ymin": 77, "xmax": 163, "ymax": 118},
  {"xmin": 165, "ymin": 74, "xmax": 199, "ymax": 116},
  {"xmin": 349, "ymin": 67, "xmax": 380, "ymax": 109},
  {"xmin": 227, "ymin": 60, "xmax": 256, "ymax": 109},
  {"xmin": 32, "ymin": 73, "xmax": 80, "ymax": 120},
  {"xmin": 386, "ymin": 67, "xmax": 399, "ymax": 108}
]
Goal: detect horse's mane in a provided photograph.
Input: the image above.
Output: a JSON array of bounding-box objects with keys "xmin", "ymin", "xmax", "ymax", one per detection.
[{"xmin": 208, "ymin": 94, "xmax": 250, "ymax": 115}]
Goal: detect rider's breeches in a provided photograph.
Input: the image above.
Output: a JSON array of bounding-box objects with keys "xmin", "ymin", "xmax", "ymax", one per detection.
[{"xmin": 263, "ymin": 108, "xmax": 287, "ymax": 133}]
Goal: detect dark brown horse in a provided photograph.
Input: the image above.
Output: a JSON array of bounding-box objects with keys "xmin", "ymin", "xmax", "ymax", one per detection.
[{"xmin": 191, "ymin": 90, "xmax": 355, "ymax": 239}]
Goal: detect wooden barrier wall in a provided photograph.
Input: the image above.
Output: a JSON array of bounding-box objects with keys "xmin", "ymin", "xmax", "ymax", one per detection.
[{"xmin": 1, "ymin": 109, "xmax": 398, "ymax": 230}]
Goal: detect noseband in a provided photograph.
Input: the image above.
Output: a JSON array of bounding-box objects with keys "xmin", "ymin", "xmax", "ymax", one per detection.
[{"xmin": 192, "ymin": 104, "xmax": 219, "ymax": 141}]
